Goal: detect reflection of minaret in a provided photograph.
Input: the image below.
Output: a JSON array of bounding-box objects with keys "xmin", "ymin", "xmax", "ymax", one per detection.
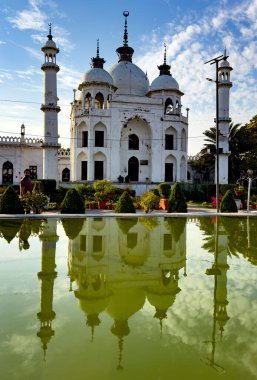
[
  {"xmin": 37, "ymin": 220, "xmax": 58, "ymax": 359},
  {"xmin": 205, "ymin": 219, "xmax": 229, "ymax": 372},
  {"xmin": 107, "ymin": 286, "xmax": 145, "ymax": 371},
  {"xmin": 147, "ymin": 270, "xmax": 181, "ymax": 336}
]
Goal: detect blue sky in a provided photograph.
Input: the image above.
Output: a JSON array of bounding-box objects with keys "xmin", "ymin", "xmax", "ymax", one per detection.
[{"xmin": 0, "ymin": 0, "xmax": 257, "ymax": 154}]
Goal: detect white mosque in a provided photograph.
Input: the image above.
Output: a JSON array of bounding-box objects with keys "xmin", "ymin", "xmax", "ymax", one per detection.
[{"xmin": 0, "ymin": 12, "xmax": 232, "ymax": 188}]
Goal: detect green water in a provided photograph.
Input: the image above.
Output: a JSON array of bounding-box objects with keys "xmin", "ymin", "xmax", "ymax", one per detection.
[{"xmin": 0, "ymin": 216, "xmax": 257, "ymax": 380}]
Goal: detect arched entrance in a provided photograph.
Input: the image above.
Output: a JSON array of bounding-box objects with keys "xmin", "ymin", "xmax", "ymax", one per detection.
[
  {"xmin": 128, "ymin": 156, "xmax": 139, "ymax": 181},
  {"xmin": 2, "ymin": 161, "xmax": 13, "ymax": 184}
]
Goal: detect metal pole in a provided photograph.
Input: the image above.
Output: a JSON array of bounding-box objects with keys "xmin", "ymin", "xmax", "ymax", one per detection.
[
  {"xmin": 216, "ymin": 60, "xmax": 220, "ymax": 213},
  {"xmin": 247, "ymin": 177, "xmax": 251, "ymax": 213}
]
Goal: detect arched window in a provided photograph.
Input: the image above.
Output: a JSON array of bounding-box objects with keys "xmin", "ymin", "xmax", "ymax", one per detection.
[
  {"xmin": 176, "ymin": 100, "xmax": 180, "ymax": 114},
  {"xmin": 165, "ymin": 98, "xmax": 173, "ymax": 114},
  {"xmin": 62, "ymin": 168, "xmax": 70, "ymax": 182},
  {"xmin": 95, "ymin": 92, "xmax": 104, "ymax": 109},
  {"xmin": 226, "ymin": 72, "xmax": 229, "ymax": 80},
  {"xmin": 128, "ymin": 134, "xmax": 139, "ymax": 150},
  {"xmin": 85, "ymin": 93, "xmax": 91, "ymax": 110},
  {"xmin": 2, "ymin": 161, "xmax": 13, "ymax": 184}
]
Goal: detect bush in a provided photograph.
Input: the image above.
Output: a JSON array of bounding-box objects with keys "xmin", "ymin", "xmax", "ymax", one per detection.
[
  {"xmin": 75, "ymin": 184, "xmax": 95, "ymax": 200},
  {"xmin": 167, "ymin": 182, "xmax": 187, "ymax": 213},
  {"xmin": 158, "ymin": 183, "xmax": 171, "ymax": 198},
  {"xmin": 220, "ymin": 190, "xmax": 238, "ymax": 213},
  {"xmin": 115, "ymin": 191, "xmax": 135, "ymax": 213},
  {"xmin": 60, "ymin": 189, "xmax": 85, "ymax": 214},
  {"xmin": 140, "ymin": 191, "xmax": 160, "ymax": 213},
  {"xmin": 220, "ymin": 184, "xmax": 236, "ymax": 195},
  {"xmin": 38, "ymin": 179, "xmax": 56, "ymax": 197},
  {"xmin": 0, "ymin": 186, "xmax": 24, "ymax": 214},
  {"xmin": 22, "ymin": 192, "xmax": 48, "ymax": 214},
  {"xmin": 93, "ymin": 179, "xmax": 113, "ymax": 193}
]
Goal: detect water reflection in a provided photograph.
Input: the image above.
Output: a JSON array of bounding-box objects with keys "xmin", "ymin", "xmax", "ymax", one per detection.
[
  {"xmin": 1, "ymin": 216, "xmax": 257, "ymax": 379},
  {"xmin": 67, "ymin": 217, "xmax": 186, "ymax": 370}
]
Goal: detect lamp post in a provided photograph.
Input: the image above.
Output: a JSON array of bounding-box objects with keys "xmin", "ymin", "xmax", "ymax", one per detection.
[{"xmin": 205, "ymin": 55, "xmax": 224, "ymax": 213}]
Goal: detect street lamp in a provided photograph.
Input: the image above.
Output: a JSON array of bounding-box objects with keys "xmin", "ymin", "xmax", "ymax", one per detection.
[{"xmin": 205, "ymin": 54, "xmax": 224, "ymax": 213}]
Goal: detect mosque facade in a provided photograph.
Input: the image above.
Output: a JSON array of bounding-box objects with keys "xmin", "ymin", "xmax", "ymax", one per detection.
[{"xmin": 0, "ymin": 12, "xmax": 233, "ymax": 187}]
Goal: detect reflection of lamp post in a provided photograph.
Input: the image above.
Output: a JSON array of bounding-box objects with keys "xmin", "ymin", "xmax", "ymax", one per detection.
[{"xmin": 205, "ymin": 55, "xmax": 224, "ymax": 213}]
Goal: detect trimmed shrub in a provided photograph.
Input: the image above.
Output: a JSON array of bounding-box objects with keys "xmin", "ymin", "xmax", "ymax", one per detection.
[
  {"xmin": 220, "ymin": 184, "xmax": 236, "ymax": 196},
  {"xmin": 60, "ymin": 189, "xmax": 85, "ymax": 214},
  {"xmin": 0, "ymin": 186, "xmax": 24, "ymax": 214},
  {"xmin": 220, "ymin": 190, "xmax": 238, "ymax": 213},
  {"xmin": 167, "ymin": 182, "xmax": 187, "ymax": 213},
  {"xmin": 140, "ymin": 191, "xmax": 160, "ymax": 213},
  {"xmin": 115, "ymin": 191, "xmax": 135, "ymax": 213},
  {"xmin": 0, "ymin": 219, "xmax": 23, "ymax": 243},
  {"xmin": 158, "ymin": 183, "xmax": 171, "ymax": 198}
]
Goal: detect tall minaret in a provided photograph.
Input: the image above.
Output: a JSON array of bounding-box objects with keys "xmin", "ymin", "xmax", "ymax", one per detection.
[
  {"xmin": 41, "ymin": 24, "xmax": 60, "ymax": 181},
  {"xmin": 218, "ymin": 51, "xmax": 233, "ymax": 184}
]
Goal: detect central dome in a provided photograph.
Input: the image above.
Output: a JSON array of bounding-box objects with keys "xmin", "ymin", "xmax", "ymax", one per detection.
[{"xmin": 109, "ymin": 61, "xmax": 149, "ymax": 96}]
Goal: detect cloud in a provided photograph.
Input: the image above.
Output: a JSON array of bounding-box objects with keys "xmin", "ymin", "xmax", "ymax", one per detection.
[
  {"xmin": 7, "ymin": 0, "xmax": 47, "ymax": 31},
  {"xmin": 134, "ymin": 0, "xmax": 257, "ymax": 154},
  {"xmin": 0, "ymin": 41, "xmax": 6, "ymax": 45}
]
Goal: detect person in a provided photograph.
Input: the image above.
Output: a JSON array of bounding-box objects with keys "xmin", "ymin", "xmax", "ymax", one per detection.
[{"xmin": 20, "ymin": 169, "xmax": 33, "ymax": 196}]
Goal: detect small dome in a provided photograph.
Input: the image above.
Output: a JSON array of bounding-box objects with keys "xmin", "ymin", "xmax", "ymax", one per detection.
[
  {"xmin": 109, "ymin": 61, "xmax": 149, "ymax": 96},
  {"xmin": 43, "ymin": 39, "xmax": 57, "ymax": 49},
  {"xmin": 150, "ymin": 74, "xmax": 179, "ymax": 91},
  {"xmin": 219, "ymin": 59, "xmax": 231, "ymax": 68},
  {"xmin": 82, "ymin": 68, "xmax": 114, "ymax": 85}
]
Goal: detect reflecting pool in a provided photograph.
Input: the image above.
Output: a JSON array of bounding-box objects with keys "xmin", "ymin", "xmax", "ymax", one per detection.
[{"xmin": 0, "ymin": 216, "xmax": 257, "ymax": 380}]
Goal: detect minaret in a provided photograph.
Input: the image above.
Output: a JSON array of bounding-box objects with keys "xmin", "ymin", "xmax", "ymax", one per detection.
[
  {"xmin": 218, "ymin": 51, "xmax": 233, "ymax": 184},
  {"xmin": 37, "ymin": 220, "xmax": 58, "ymax": 359},
  {"xmin": 41, "ymin": 24, "xmax": 60, "ymax": 181}
]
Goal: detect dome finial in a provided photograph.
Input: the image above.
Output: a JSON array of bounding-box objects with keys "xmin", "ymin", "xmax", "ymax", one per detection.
[
  {"xmin": 224, "ymin": 46, "xmax": 228, "ymax": 61},
  {"xmin": 48, "ymin": 23, "xmax": 52, "ymax": 40},
  {"xmin": 164, "ymin": 43, "xmax": 167, "ymax": 65},
  {"xmin": 96, "ymin": 39, "xmax": 100, "ymax": 58},
  {"xmin": 123, "ymin": 11, "xmax": 129, "ymax": 46}
]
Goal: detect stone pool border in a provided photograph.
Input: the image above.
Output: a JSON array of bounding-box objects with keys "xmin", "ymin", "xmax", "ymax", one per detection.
[{"xmin": 0, "ymin": 207, "xmax": 257, "ymax": 219}]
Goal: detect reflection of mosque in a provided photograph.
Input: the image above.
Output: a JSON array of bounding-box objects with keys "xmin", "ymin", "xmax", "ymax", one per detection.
[
  {"xmin": 33, "ymin": 216, "xmax": 236, "ymax": 371},
  {"xmin": 67, "ymin": 217, "xmax": 187, "ymax": 369}
]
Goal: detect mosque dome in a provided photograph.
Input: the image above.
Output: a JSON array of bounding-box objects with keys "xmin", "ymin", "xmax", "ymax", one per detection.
[
  {"xmin": 109, "ymin": 61, "xmax": 149, "ymax": 96},
  {"xmin": 219, "ymin": 59, "xmax": 231, "ymax": 68},
  {"xmin": 43, "ymin": 39, "xmax": 57, "ymax": 49},
  {"xmin": 150, "ymin": 74, "xmax": 179, "ymax": 91},
  {"xmin": 82, "ymin": 68, "xmax": 114, "ymax": 85}
]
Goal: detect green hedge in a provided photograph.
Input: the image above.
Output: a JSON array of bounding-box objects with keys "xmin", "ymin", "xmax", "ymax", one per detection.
[
  {"xmin": 115, "ymin": 191, "xmax": 135, "ymax": 213},
  {"xmin": 0, "ymin": 186, "xmax": 24, "ymax": 214},
  {"xmin": 38, "ymin": 179, "xmax": 56, "ymax": 196},
  {"xmin": 60, "ymin": 189, "xmax": 85, "ymax": 214}
]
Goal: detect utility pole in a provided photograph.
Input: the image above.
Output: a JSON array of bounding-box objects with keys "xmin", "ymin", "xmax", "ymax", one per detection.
[{"xmin": 205, "ymin": 54, "xmax": 225, "ymax": 213}]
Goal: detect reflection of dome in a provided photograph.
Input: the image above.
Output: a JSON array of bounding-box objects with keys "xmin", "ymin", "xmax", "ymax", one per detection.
[
  {"xmin": 106, "ymin": 287, "xmax": 145, "ymax": 321},
  {"xmin": 109, "ymin": 61, "xmax": 149, "ymax": 96},
  {"xmin": 150, "ymin": 74, "xmax": 179, "ymax": 91},
  {"xmin": 82, "ymin": 68, "xmax": 114, "ymax": 85}
]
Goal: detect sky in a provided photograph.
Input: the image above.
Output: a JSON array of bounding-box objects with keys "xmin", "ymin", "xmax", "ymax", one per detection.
[{"xmin": 0, "ymin": 0, "xmax": 257, "ymax": 155}]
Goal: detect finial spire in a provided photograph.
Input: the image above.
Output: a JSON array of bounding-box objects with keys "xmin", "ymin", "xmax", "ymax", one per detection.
[
  {"xmin": 164, "ymin": 43, "xmax": 167, "ymax": 65},
  {"xmin": 96, "ymin": 39, "xmax": 100, "ymax": 58},
  {"xmin": 91, "ymin": 39, "xmax": 105, "ymax": 69},
  {"xmin": 116, "ymin": 11, "xmax": 134, "ymax": 62},
  {"xmin": 224, "ymin": 46, "xmax": 228, "ymax": 60},
  {"xmin": 123, "ymin": 11, "xmax": 129, "ymax": 46},
  {"xmin": 157, "ymin": 43, "xmax": 171, "ymax": 76},
  {"xmin": 48, "ymin": 23, "xmax": 52, "ymax": 40}
]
